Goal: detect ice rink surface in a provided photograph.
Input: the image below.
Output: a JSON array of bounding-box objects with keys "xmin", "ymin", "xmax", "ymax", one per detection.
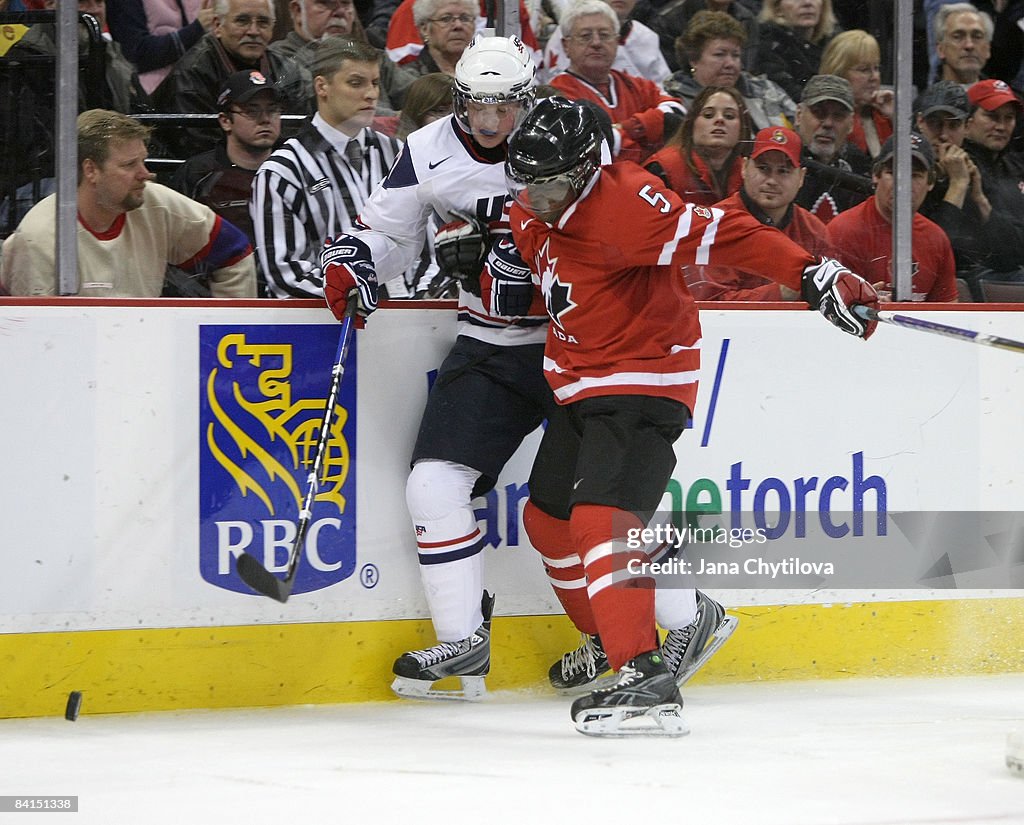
[{"xmin": 4, "ymin": 674, "xmax": 1023, "ymax": 825}]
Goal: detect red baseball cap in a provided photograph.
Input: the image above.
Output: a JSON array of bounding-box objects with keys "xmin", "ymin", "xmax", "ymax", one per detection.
[
  {"xmin": 749, "ymin": 126, "xmax": 803, "ymax": 167},
  {"xmin": 967, "ymin": 79, "xmax": 1023, "ymax": 112}
]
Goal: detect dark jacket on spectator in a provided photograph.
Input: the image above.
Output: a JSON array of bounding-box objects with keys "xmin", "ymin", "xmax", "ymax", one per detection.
[
  {"xmin": 977, "ymin": 0, "xmax": 1024, "ymax": 88},
  {"xmin": 157, "ymin": 33, "xmax": 308, "ymax": 155},
  {"xmin": 920, "ymin": 174, "xmax": 1024, "ymax": 277},
  {"xmin": 794, "ymin": 143, "xmax": 871, "ymax": 224},
  {"xmin": 267, "ymin": 30, "xmax": 307, "ymax": 61},
  {"xmin": 11, "ymin": 16, "xmax": 148, "ymax": 114},
  {"xmin": 170, "ymin": 142, "xmax": 260, "ymax": 246},
  {"xmin": 751, "ymin": 20, "xmax": 832, "ymax": 102},
  {"xmin": 363, "ymin": 0, "xmax": 401, "ymax": 48},
  {"xmin": 0, "ymin": 14, "xmax": 149, "ymax": 205},
  {"xmin": 962, "ymin": 137, "xmax": 1024, "ymax": 269}
]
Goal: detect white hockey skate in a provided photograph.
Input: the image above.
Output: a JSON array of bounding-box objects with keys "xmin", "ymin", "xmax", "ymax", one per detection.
[
  {"xmin": 661, "ymin": 590, "xmax": 738, "ymax": 687},
  {"xmin": 571, "ymin": 650, "xmax": 689, "ymax": 737},
  {"xmin": 548, "ymin": 633, "xmax": 615, "ymax": 695},
  {"xmin": 391, "ymin": 591, "xmax": 494, "ymax": 701}
]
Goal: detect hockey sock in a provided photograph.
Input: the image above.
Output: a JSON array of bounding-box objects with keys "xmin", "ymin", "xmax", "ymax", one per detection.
[
  {"xmin": 407, "ymin": 460, "xmax": 485, "ymax": 642},
  {"xmin": 570, "ymin": 503, "xmax": 658, "ymax": 670},
  {"xmin": 655, "ymin": 587, "xmax": 698, "ymax": 630},
  {"xmin": 644, "ymin": 516, "xmax": 698, "ymax": 629},
  {"xmin": 417, "ymin": 547, "xmax": 484, "ymax": 642},
  {"xmin": 523, "ymin": 500, "xmax": 598, "ymax": 635}
]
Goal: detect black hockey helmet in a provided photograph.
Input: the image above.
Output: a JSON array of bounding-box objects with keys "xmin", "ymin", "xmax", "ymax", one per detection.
[{"xmin": 505, "ymin": 96, "xmax": 604, "ymax": 221}]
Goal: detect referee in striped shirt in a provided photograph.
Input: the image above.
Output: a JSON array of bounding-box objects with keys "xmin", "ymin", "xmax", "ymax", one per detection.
[{"xmin": 251, "ymin": 38, "xmax": 402, "ymax": 298}]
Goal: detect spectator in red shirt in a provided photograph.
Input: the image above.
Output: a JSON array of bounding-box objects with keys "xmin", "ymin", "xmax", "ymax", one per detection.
[
  {"xmin": 690, "ymin": 125, "xmax": 832, "ymax": 301},
  {"xmin": 644, "ymin": 85, "xmax": 750, "ymax": 205},
  {"xmin": 548, "ymin": 0, "xmax": 685, "ymax": 162},
  {"xmin": 827, "ymin": 132, "xmax": 958, "ymax": 302}
]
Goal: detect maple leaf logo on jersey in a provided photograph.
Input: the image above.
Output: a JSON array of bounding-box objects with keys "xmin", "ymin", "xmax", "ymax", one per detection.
[
  {"xmin": 547, "ymin": 278, "xmax": 575, "ymax": 327},
  {"xmin": 536, "ymin": 238, "xmax": 576, "ymax": 328}
]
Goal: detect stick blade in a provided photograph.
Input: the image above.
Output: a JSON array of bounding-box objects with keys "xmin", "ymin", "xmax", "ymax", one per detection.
[{"xmin": 237, "ymin": 553, "xmax": 294, "ymax": 603}]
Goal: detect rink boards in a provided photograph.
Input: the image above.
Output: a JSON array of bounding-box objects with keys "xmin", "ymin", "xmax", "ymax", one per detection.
[{"xmin": 1, "ymin": 299, "xmax": 1023, "ymax": 717}]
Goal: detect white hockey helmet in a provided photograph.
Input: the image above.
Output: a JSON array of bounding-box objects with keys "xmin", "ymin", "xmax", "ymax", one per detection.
[{"xmin": 453, "ymin": 34, "xmax": 537, "ymax": 136}]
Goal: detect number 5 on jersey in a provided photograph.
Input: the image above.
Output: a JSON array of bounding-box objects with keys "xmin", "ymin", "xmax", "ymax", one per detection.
[{"xmin": 638, "ymin": 185, "xmax": 672, "ymax": 214}]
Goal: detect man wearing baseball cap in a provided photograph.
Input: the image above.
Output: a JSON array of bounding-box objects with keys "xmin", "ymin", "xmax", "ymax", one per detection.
[
  {"xmin": 826, "ymin": 132, "xmax": 958, "ymax": 302},
  {"xmin": 170, "ymin": 71, "xmax": 283, "ymax": 288},
  {"xmin": 915, "ymin": 80, "xmax": 971, "ymax": 151},
  {"xmin": 959, "ymin": 79, "xmax": 1024, "ymax": 287},
  {"xmin": 915, "ymin": 79, "xmax": 1020, "ymax": 299},
  {"xmin": 692, "ymin": 127, "xmax": 831, "ymax": 301},
  {"xmin": 793, "ymin": 75, "xmax": 872, "ymax": 224}
]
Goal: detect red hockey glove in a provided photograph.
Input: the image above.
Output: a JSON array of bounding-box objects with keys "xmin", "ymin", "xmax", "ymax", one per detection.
[
  {"xmin": 435, "ymin": 210, "xmax": 488, "ymax": 297},
  {"xmin": 481, "ymin": 236, "xmax": 534, "ymax": 317},
  {"xmin": 322, "ymin": 234, "xmax": 378, "ymax": 326},
  {"xmin": 801, "ymin": 257, "xmax": 879, "ymax": 340}
]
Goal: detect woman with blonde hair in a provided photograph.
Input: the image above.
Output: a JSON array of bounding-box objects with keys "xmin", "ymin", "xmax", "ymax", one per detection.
[
  {"xmin": 819, "ymin": 29, "xmax": 892, "ymax": 158},
  {"xmin": 644, "ymin": 84, "xmax": 752, "ymax": 205},
  {"xmin": 751, "ymin": 0, "xmax": 837, "ymax": 101}
]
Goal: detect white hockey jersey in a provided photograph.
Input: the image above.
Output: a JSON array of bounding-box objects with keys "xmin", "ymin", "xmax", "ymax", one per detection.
[{"xmin": 354, "ymin": 116, "xmax": 548, "ymax": 347}]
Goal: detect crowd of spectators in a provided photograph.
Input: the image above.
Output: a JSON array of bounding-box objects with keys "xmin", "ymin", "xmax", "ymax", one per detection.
[{"xmin": 1, "ymin": 0, "xmax": 1023, "ymax": 300}]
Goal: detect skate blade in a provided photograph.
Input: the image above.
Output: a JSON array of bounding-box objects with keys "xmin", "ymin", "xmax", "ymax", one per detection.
[
  {"xmin": 574, "ymin": 703, "xmax": 690, "ymax": 738},
  {"xmin": 554, "ymin": 671, "xmax": 617, "ymax": 697},
  {"xmin": 676, "ymin": 614, "xmax": 739, "ymax": 687},
  {"xmin": 391, "ymin": 675, "xmax": 487, "ymax": 702}
]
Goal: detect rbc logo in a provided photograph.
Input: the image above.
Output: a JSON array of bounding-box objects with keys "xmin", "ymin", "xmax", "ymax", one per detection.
[{"xmin": 198, "ymin": 325, "xmax": 357, "ymax": 595}]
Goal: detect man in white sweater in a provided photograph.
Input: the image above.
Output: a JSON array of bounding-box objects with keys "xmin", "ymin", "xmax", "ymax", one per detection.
[{"xmin": 1, "ymin": 109, "xmax": 256, "ymax": 298}]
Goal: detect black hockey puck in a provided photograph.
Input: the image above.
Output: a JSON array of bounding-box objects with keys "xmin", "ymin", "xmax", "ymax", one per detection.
[{"xmin": 65, "ymin": 691, "xmax": 82, "ymax": 721}]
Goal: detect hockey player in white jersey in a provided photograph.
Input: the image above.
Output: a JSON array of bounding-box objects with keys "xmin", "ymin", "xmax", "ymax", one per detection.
[
  {"xmin": 321, "ymin": 34, "xmax": 736, "ymax": 700},
  {"xmin": 322, "ymin": 33, "xmax": 549, "ymax": 700}
]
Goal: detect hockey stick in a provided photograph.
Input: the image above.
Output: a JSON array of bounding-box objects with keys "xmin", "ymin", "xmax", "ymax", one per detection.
[
  {"xmin": 236, "ymin": 297, "xmax": 358, "ymax": 602},
  {"xmin": 854, "ymin": 306, "xmax": 1024, "ymax": 355}
]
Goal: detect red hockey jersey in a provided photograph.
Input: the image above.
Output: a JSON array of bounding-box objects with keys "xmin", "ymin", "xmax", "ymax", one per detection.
[
  {"xmin": 681, "ymin": 190, "xmax": 832, "ymax": 301},
  {"xmin": 644, "ymin": 147, "xmax": 744, "ymax": 206},
  {"xmin": 510, "ymin": 162, "xmax": 815, "ymax": 411},
  {"xmin": 549, "ymin": 70, "xmax": 684, "ymax": 162}
]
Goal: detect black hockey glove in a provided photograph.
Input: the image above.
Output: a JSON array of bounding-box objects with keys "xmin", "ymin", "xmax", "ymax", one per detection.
[
  {"xmin": 801, "ymin": 257, "xmax": 879, "ymax": 340},
  {"xmin": 482, "ymin": 236, "xmax": 534, "ymax": 317},
  {"xmin": 435, "ymin": 211, "xmax": 488, "ymax": 297},
  {"xmin": 322, "ymin": 234, "xmax": 378, "ymax": 325}
]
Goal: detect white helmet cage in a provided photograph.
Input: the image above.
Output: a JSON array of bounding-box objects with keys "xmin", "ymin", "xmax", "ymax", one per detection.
[{"xmin": 453, "ymin": 35, "xmax": 537, "ymax": 136}]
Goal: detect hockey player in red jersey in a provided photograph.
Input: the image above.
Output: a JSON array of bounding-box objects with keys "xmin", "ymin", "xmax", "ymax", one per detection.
[
  {"xmin": 319, "ymin": 36, "xmax": 732, "ymax": 704},
  {"xmin": 487, "ymin": 96, "xmax": 878, "ymax": 736}
]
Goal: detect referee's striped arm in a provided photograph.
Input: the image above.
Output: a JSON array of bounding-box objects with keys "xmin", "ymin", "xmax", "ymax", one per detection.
[
  {"xmin": 250, "ymin": 128, "xmax": 403, "ymax": 299},
  {"xmin": 251, "ymin": 142, "xmax": 334, "ymax": 298}
]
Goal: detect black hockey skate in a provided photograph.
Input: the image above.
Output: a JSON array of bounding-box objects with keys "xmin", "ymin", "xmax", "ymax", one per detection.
[
  {"xmin": 549, "ymin": 633, "xmax": 614, "ymax": 694},
  {"xmin": 571, "ymin": 650, "xmax": 688, "ymax": 737},
  {"xmin": 391, "ymin": 591, "xmax": 494, "ymax": 701},
  {"xmin": 661, "ymin": 590, "xmax": 738, "ymax": 687}
]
